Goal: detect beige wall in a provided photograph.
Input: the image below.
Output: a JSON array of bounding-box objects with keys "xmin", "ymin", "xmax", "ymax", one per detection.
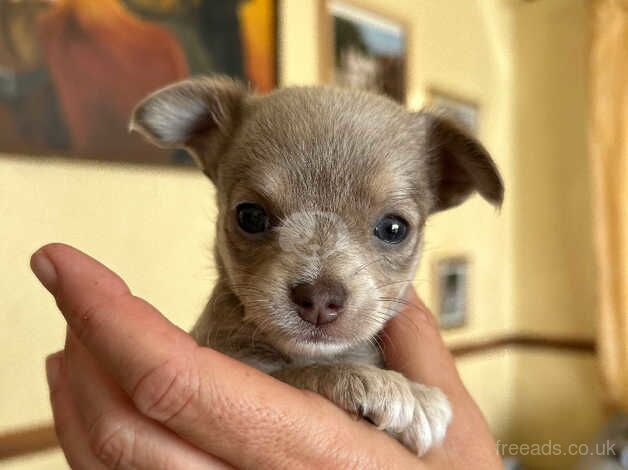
[
  {"xmin": 510, "ymin": 352, "xmax": 604, "ymax": 469},
  {"xmin": 0, "ymin": 157, "xmax": 216, "ymax": 427},
  {"xmin": 508, "ymin": 2, "xmax": 605, "ymax": 468},
  {"xmin": 1, "ymin": 158, "xmax": 217, "ymax": 469},
  {"xmin": 512, "ymin": 0, "xmax": 596, "ymax": 338},
  {"xmin": 0, "ymin": 1, "xmax": 602, "ymax": 469}
]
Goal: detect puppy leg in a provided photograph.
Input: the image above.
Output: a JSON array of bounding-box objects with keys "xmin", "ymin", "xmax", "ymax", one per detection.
[{"xmin": 272, "ymin": 364, "xmax": 452, "ymax": 456}]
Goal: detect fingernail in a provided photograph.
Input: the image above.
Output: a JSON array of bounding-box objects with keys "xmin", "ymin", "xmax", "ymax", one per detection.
[
  {"xmin": 46, "ymin": 353, "xmax": 62, "ymax": 389},
  {"xmin": 31, "ymin": 250, "xmax": 58, "ymax": 292}
]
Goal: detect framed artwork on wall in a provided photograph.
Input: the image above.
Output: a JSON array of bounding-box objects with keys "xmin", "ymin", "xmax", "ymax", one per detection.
[
  {"xmin": 425, "ymin": 88, "xmax": 479, "ymax": 135},
  {"xmin": 0, "ymin": 0, "xmax": 278, "ymax": 165},
  {"xmin": 324, "ymin": 1, "xmax": 406, "ymax": 103},
  {"xmin": 434, "ymin": 256, "xmax": 469, "ymax": 330}
]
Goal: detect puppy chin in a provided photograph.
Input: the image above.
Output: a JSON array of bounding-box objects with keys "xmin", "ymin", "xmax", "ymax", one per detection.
[{"xmin": 276, "ymin": 335, "xmax": 353, "ymax": 359}]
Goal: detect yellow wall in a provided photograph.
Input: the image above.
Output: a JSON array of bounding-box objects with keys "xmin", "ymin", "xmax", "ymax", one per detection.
[
  {"xmin": 512, "ymin": 0, "xmax": 596, "ymax": 338},
  {"xmin": 510, "ymin": 352, "xmax": 604, "ymax": 469},
  {"xmin": 0, "ymin": 1, "xmax": 602, "ymax": 469},
  {"xmin": 0, "ymin": 156, "xmax": 216, "ymax": 424},
  {"xmin": 507, "ymin": 2, "xmax": 604, "ymax": 468}
]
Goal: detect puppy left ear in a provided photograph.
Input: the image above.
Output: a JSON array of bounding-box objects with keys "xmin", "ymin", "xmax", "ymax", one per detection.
[
  {"xmin": 130, "ymin": 76, "xmax": 248, "ymax": 179},
  {"xmin": 417, "ymin": 111, "xmax": 504, "ymax": 213}
]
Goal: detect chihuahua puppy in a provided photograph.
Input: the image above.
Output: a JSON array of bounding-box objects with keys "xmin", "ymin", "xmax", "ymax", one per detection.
[{"xmin": 130, "ymin": 76, "xmax": 503, "ymax": 456}]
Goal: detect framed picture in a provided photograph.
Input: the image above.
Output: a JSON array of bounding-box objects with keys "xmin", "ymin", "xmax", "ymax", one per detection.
[
  {"xmin": 434, "ymin": 256, "xmax": 469, "ymax": 329},
  {"xmin": 0, "ymin": 0, "xmax": 278, "ymax": 165},
  {"xmin": 426, "ymin": 89, "xmax": 479, "ymax": 135},
  {"xmin": 325, "ymin": 1, "xmax": 406, "ymax": 103}
]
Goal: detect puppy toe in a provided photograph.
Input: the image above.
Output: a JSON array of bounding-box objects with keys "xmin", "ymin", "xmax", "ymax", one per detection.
[
  {"xmin": 365, "ymin": 384, "xmax": 415, "ymax": 433},
  {"xmin": 413, "ymin": 384, "xmax": 452, "ymax": 447},
  {"xmin": 397, "ymin": 384, "xmax": 452, "ymax": 456}
]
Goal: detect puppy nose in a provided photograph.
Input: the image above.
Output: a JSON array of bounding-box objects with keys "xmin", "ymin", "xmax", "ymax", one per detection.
[{"xmin": 290, "ymin": 280, "xmax": 347, "ymax": 325}]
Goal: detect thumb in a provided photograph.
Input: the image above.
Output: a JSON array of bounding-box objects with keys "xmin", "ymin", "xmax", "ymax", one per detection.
[
  {"xmin": 382, "ymin": 289, "xmax": 502, "ymax": 469},
  {"xmin": 381, "ymin": 287, "xmax": 463, "ymax": 397}
]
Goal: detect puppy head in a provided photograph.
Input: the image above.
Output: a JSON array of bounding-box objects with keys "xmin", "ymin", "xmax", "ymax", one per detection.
[{"xmin": 131, "ymin": 76, "xmax": 503, "ymax": 358}]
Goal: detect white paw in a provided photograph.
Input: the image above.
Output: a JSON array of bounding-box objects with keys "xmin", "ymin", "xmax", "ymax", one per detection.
[
  {"xmin": 295, "ymin": 367, "xmax": 453, "ymax": 457},
  {"xmin": 359, "ymin": 377, "xmax": 418, "ymax": 434},
  {"xmin": 393, "ymin": 384, "xmax": 452, "ymax": 456}
]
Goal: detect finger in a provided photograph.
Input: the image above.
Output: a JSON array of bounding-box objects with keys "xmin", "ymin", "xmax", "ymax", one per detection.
[
  {"xmin": 64, "ymin": 330, "xmax": 232, "ymax": 470},
  {"xmin": 33, "ymin": 244, "xmax": 421, "ymax": 469},
  {"xmin": 46, "ymin": 351, "xmax": 109, "ymax": 470},
  {"xmin": 382, "ymin": 289, "xmax": 501, "ymax": 468},
  {"xmin": 381, "ymin": 288, "xmax": 463, "ymax": 396},
  {"xmin": 31, "ymin": 243, "xmax": 195, "ymax": 387}
]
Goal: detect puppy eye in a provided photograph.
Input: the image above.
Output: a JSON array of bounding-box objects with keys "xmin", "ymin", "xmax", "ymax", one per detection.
[
  {"xmin": 374, "ymin": 215, "xmax": 408, "ymax": 244},
  {"xmin": 236, "ymin": 203, "xmax": 270, "ymax": 234}
]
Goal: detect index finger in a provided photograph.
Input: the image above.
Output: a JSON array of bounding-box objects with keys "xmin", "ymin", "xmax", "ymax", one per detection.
[{"xmin": 32, "ymin": 243, "xmax": 421, "ymax": 469}]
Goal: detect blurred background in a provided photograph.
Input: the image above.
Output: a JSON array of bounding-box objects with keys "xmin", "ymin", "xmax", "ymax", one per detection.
[{"xmin": 0, "ymin": 0, "xmax": 626, "ymax": 469}]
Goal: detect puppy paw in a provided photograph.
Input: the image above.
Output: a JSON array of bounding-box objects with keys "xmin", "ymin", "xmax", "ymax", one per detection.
[
  {"xmin": 338, "ymin": 370, "xmax": 452, "ymax": 456},
  {"xmin": 272, "ymin": 365, "xmax": 452, "ymax": 456},
  {"xmin": 391, "ymin": 383, "xmax": 452, "ymax": 456}
]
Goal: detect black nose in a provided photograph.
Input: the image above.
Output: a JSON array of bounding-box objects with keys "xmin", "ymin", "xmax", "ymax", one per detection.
[{"xmin": 290, "ymin": 280, "xmax": 347, "ymax": 325}]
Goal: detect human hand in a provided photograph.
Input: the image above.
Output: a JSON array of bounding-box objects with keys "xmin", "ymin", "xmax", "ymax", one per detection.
[{"xmin": 32, "ymin": 243, "xmax": 501, "ymax": 469}]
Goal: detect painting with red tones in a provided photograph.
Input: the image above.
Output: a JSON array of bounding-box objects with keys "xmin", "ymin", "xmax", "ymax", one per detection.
[{"xmin": 0, "ymin": 0, "xmax": 277, "ymax": 165}]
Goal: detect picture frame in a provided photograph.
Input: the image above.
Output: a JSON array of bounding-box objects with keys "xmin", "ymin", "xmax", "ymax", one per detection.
[
  {"xmin": 434, "ymin": 256, "xmax": 470, "ymax": 330},
  {"xmin": 425, "ymin": 88, "xmax": 480, "ymax": 135},
  {"xmin": 323, "ymin": 0, "xmax": 407, "ymax": 103}
]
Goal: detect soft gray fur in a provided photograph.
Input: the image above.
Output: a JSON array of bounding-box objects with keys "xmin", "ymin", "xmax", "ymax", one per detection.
[{"xmin": 130, "ymin": 76, "xmax": 504, "ymax": 456}]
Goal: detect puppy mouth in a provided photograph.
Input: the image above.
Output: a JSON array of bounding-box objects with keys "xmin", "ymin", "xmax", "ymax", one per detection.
[
  {"xmin": 243, "ymin": 299, "xmax": 376, "ymax": 356},
  {"xmin": 281, "ymin": 315, "xmax": 354, "ymax": 354},
  {"xmin": 296, "ymin": 326, "xmax": 337, "ymax": 343}
]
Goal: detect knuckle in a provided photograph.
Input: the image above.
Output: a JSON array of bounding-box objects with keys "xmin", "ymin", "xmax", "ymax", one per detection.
[
  {"xmin": 132, "ymin": 357, "xmax": 201, "ymax": 424},
  {"xmin": 89, "ymin": 412, "xmax": 135, "ymax": 469}
]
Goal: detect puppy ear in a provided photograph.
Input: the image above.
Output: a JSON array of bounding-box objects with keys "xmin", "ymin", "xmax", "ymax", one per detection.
[
  {"xmin": 418, "ymin": 111, "xmax": 504, "ymax": 213},
  {"xmin": 130, "ymin": 76, "xmax": 247, "ymax": 179}
]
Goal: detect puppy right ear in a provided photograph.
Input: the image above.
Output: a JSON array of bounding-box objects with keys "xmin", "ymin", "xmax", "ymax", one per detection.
[
  {"xmin": 417, "ymin": 111, "xmax": 504, "ymax": 213},
  {"xmin": 130, "ymin": 76, "xmax": 247, "ymax": 179}
]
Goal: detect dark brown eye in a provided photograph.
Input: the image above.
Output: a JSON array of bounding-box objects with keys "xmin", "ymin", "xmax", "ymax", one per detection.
[
  {"xmin": 374, "ymin": 215, "xmax": 408, "ymax": 244},
  {"xmin": 236, "ymin": 203, "xmax": 269, "ymax": 234}
]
